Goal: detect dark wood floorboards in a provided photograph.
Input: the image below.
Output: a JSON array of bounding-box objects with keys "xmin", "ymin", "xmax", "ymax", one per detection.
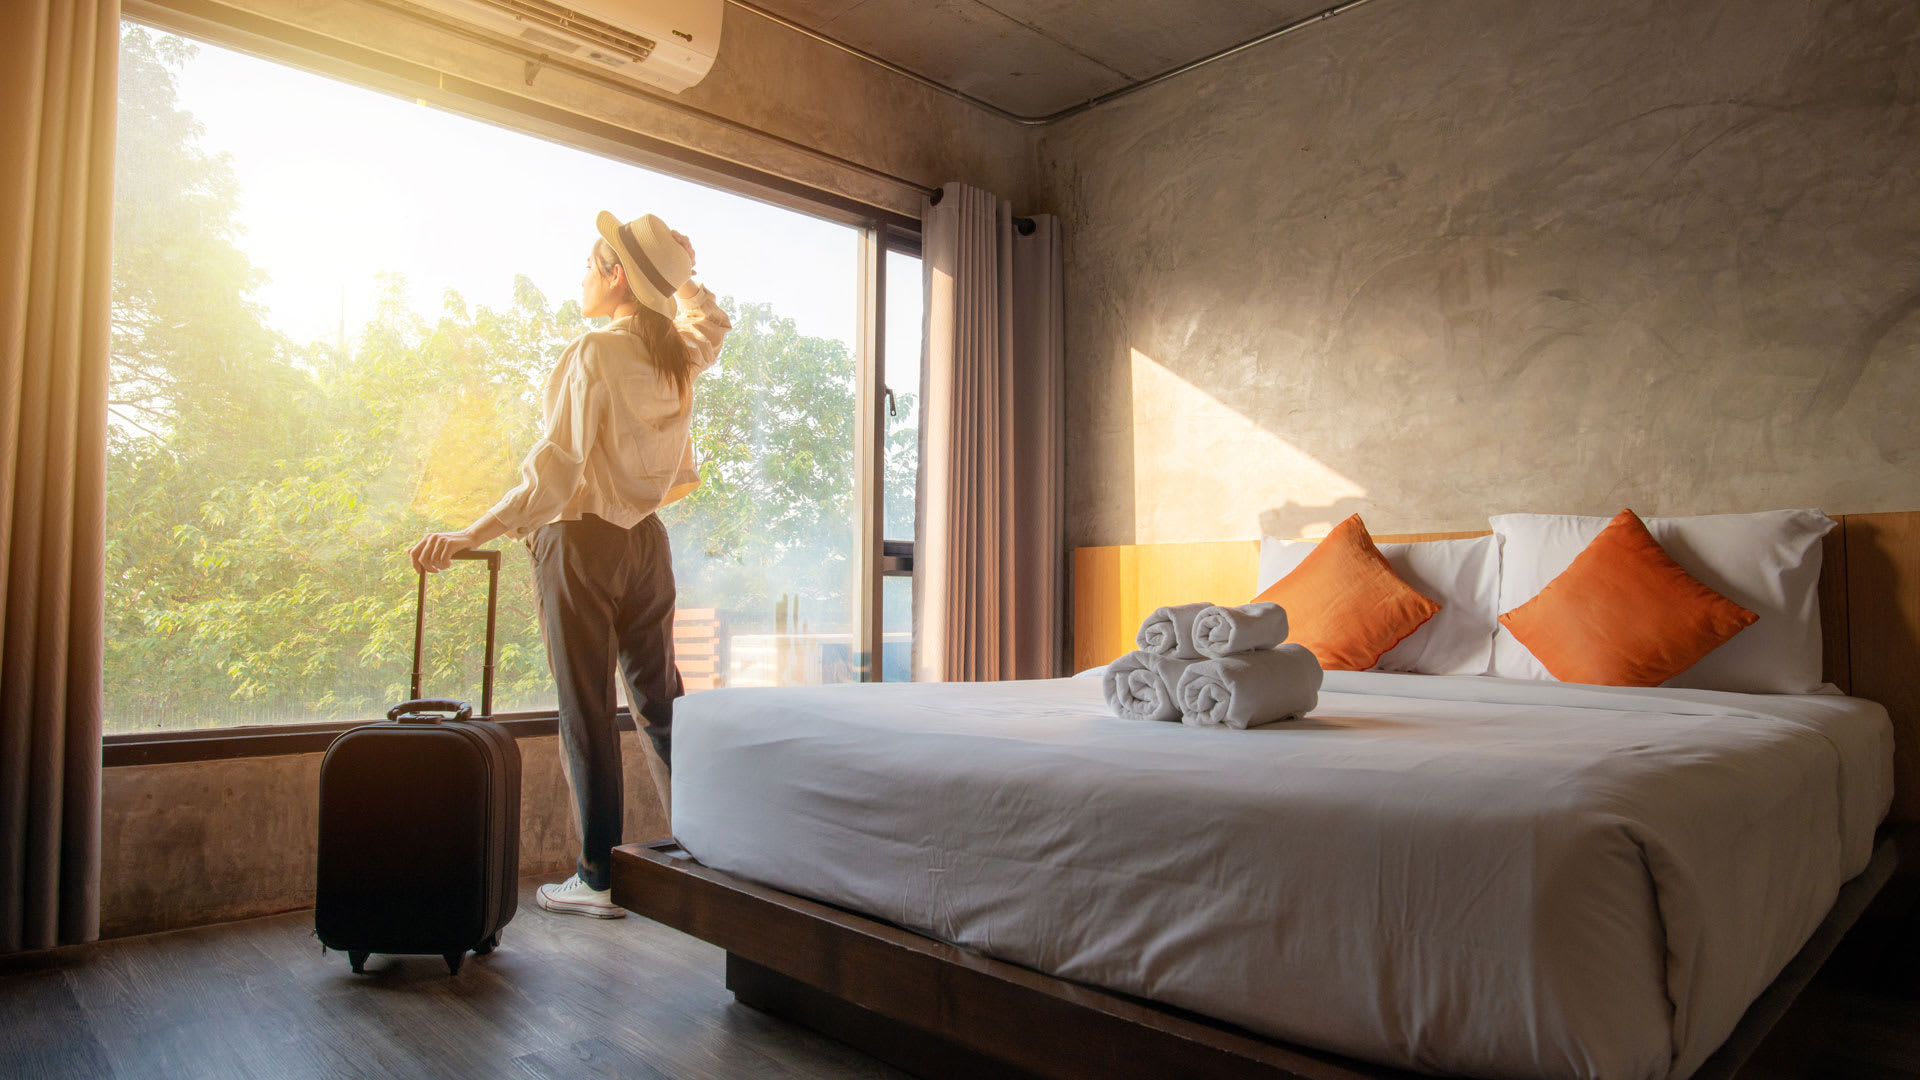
[
  {"xmin": 2, "ymin": 871, "xmax": 1917, "ymax": 1079},
  {"xmin": 0, "ymin": 874, "xmax": 908, "ymax": 1080},
  {"xmin": 1748, "ymin": 869, "xmax": 1920, "ymax": 1080}
]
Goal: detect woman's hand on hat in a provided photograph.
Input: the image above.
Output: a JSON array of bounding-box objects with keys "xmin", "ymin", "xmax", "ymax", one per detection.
[{"xmin": 670, "ymin": 230, "xmax": 696, "ymax": 274}]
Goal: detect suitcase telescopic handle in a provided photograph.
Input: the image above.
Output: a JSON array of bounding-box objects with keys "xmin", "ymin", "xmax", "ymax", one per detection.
[
  {"xmin": 411, "ymin": 549, "xmax": 500, "ymax": 719},
  {"xmin": 388, "ymin": 698, "xmax": 472, "ymax": 723}
]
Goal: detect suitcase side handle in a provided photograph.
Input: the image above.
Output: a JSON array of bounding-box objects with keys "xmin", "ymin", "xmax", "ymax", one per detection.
[
  {"xmin": 410, "ymin": 549, "xmax": 500, "ymax": 719},
  {"xmin": 388, "ymin": 698, "xmax": 472, "ymax": 723}
]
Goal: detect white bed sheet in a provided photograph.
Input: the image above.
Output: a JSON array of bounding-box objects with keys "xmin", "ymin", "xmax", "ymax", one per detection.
[{"xmin": 672, "ymin": 671, "xmax": 1893, "ymax": 1080}]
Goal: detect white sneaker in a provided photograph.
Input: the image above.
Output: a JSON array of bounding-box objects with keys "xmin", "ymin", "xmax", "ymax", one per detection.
[{"xmin": 537, "ymin": 874, "xmax": 626, "ymax": 919}]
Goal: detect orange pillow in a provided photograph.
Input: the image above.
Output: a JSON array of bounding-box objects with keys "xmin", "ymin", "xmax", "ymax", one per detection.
[
  {"xmin": 1498, "ymin": 509, "xmax": 1758, "ymax": 686},
  {"xmin": 1251, "ymin": 514, "xmax": 1440, "ymax": 670}
]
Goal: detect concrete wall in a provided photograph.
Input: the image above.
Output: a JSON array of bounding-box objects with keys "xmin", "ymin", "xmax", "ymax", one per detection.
[
  {"xmin": 1034, "ymin": 0, "xmax": 1920, "ymax": 546},
  {"xmin": 208, "ymin": 0, "xmax": 1034, "ymax": 216},
  {"xmin": 100, "ymin": 732, "xmax": 666, "ymax": 938}
]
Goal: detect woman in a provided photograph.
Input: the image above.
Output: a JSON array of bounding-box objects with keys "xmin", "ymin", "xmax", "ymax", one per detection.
[{"xmin": 409, "ymin": 211, "xmax": 730, "ymax": 920}]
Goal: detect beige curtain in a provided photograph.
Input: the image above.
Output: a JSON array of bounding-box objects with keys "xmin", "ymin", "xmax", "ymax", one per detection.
[
  {"xmin": 914, "ymin": 182, "xmax": 1064, "ymax": 682},
  {"xmin": 1, "ymin": 0, "xmax": 117, "ymax": 953}
]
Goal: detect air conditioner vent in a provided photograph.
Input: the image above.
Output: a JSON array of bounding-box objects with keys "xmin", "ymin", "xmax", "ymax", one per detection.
[
  {"xmin": 483, "ymin": 0, "xmax": 656, "ymax": 63},
  {"xmin": 408, "ymin": 0, "xmax": 720, "ymax": 94},
  {"xmin": 516, "ymin": 26, "xmax": 582, "ymax": 53}
]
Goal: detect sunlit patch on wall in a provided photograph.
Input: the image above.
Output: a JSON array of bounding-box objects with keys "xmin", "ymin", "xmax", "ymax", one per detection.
[{"xmin": 1129, "ymin": 348, "xmax": 1366, "ymax": 544}]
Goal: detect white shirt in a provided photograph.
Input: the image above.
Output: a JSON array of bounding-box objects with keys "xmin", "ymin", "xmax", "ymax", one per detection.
[{"xmin": 486, "ymin": 283, "xmax": 731, "ymax": 538}]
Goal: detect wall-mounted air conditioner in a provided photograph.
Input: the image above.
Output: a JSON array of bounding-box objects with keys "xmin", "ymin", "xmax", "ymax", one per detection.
[{"xmin": 410, "ymin": 0, "xmax": 723, "ymax": 93}]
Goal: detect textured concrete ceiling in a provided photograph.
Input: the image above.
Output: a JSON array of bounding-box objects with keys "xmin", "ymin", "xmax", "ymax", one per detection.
[{"xmin": 741, "ymin": 0, "xmax": 1341, "ymax": 118}]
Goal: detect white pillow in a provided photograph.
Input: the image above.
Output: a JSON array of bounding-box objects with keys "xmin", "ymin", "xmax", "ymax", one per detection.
[
  {"xmin": 1489, "ymin": 509, "xmax": 1835, "ymax": 693},
  {"xmin": 1258, "ymin": 534, "xmax": 1500, "ymax": 676}
]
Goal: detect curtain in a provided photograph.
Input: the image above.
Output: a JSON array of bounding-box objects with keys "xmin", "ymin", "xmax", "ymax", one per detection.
[
  {"xmin": 1, "ymin": 0, "xmax": 116, "ymax": 953},
  {"xmin": 914, "ymin": 182, "xmax": 1064, "ymax": 682}
]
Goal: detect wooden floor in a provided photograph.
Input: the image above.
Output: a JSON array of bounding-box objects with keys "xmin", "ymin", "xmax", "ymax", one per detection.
[
  {"xmin": 1, "ymin": 872, "xmax": 1917, "ymax": 1080},
  {"xmin": 0, "ymin": 874, "xmax": 907, "ymax": 1080}
]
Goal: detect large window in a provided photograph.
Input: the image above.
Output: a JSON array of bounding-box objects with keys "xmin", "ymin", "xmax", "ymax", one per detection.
[{"xmin": 107, "ymin": 24, "xmax": 905, "ymax": 732}]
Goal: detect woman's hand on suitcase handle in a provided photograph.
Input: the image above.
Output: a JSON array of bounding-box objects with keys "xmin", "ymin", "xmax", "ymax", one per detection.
[
  {"xmin": 410, "ymin": 515, "xmax": 507, "ymax": 574},
  {"xmin": 410, "ymin": 530, "xmax": 474, "ymax": 574}
]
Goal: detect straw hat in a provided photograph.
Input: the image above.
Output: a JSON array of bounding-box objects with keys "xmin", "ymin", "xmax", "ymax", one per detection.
[{"xmin": 595, "ymin": 211, "xmax": 692, "ymax": 319}]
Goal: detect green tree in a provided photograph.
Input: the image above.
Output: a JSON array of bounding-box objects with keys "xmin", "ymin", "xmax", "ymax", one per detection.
[
  {"xmin": 667, "ymin": 300, "xmax": 858, "ymax": 625},
  {"xmin": 106, "ymin": 28, "xmax": 324, "ymax": 726},
  {"xmin": 104, "ymin": 31, "xmax": 560, "ymax": 727},
  {"xmin": 109, "ymin": 29, "xmax": 296, "ymax": 440}
]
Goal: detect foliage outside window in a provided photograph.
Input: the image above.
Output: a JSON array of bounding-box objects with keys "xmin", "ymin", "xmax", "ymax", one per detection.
[{"xmin": 106, "ymin": 27, "xmax": 914, "ymax": 731}]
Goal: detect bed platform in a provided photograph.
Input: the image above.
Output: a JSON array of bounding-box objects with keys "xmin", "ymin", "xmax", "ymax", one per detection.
[
  {"xmin": 612, "ymin": 509, "xmax": 1920, "ymax": 1079},
  {"xmin": 611, "ymin": 839, "xmax": 1422, "ymax": 1080},
  {"xmin": 612, "ymin": 827, "xmax": 1913, "ymax": 1080}
]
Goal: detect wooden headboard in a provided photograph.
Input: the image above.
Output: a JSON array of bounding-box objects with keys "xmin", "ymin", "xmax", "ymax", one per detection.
[{"xmin": 1071, "ymin": 512, "xmax": 1920, "ymax": 822}]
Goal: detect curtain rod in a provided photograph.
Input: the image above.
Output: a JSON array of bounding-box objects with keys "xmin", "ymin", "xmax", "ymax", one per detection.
[
  {"xmin": 926, "ymin": 186, "xmax": 1035, "ymax": 232},
  {"xmin": 725, "ymin": 0, "xmax": 1383, "ymax": 126}
]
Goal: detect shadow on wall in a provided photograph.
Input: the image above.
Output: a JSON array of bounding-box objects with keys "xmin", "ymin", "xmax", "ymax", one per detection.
[
  {"xmin": 1260, "ymin": 498, "xmax": 1372, "ymax": 541},
  {"xmin": 1129, "ymin": 347, "xmax": 1370, "ymax": 543}
]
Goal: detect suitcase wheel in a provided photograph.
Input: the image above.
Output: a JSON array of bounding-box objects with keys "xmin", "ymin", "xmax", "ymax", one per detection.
[
  {"xmin": 474, "ymin": 931, "xmax": 500, "ymax": 955},
  {"xmin": 348, "ymin": 951, "xmax": 369, "ymax": 974},
  {"xmin": 444, "ymin": 951, "xmax": 466, "ymax": 976}
]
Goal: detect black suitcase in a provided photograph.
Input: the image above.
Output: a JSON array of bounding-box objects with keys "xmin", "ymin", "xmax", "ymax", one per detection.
[{"xmin": 316, "ymin": 549, "xmax": 521, "ymax": 975}]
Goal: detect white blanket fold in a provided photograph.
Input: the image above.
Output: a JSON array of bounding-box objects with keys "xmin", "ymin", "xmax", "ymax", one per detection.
[
  {"xmin": 1136, "ymin": 602, "xmax": 1212, "ymax": 659},
  {"xmin": 1177, "ymin": 644, "xmax": 1324, "ymax": 728},
  {"xmin": 1193, "ymin": 602, "xmax": 1289, "ymax": 658},
  {"xmin": 1103, "ymin": 650, "xmax": 1198, "ymax": 723}
]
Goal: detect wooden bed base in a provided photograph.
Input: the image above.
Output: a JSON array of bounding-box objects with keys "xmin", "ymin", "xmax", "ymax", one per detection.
[
  {"xmin": 613, "ymin": 510, "xmax": 1920, "ymax": 1075},
  {"xmin": 612, "ymin": 827, "xmax": 1914, "ymax": 1080}
]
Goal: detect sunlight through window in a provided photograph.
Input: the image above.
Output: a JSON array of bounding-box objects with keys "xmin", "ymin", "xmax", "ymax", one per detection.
[{"xmin": 107, "ymin": 23, "xmax": 881, "ymax": 730}]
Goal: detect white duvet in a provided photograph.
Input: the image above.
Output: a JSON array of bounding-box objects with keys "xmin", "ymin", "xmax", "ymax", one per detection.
[{"xmin": 671, "ymin": 671, "xmax": 1893, "ymax": 1080}]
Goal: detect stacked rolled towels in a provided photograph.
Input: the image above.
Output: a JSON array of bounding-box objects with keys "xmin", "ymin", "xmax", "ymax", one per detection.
[
  {"xmin": 1176, "ymin": 644, "xmax": 1322, "ymax": 729},
  {"xmin": 1102, "ymin": 601, "xmax": 1323, "ymax": 729},
  {"xmin": 1103, "ymin": 650, "xmax": 1195, "ymax": 724}
]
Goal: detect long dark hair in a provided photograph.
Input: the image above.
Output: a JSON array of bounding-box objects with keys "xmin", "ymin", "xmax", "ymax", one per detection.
[{"xmin": 595, "ymin": 239, "xmax": 696, "ymax": 398}]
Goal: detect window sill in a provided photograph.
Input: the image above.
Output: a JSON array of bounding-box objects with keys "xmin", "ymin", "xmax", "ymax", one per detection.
[{"xmin": 103, "ymin": 710, "xmax": 638, "ymax": 767}]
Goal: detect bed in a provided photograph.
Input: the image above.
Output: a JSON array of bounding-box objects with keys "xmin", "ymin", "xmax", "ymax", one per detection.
[{"xmin": 611, "ymin": 511, "xmax": 1920, "ymax": 1080}]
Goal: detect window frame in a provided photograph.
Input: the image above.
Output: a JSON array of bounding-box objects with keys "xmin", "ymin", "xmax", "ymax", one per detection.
[
  {"xmin": 104, "ymin": 1, "xmax": 921, "ymax": 763},
  {"xmin": 120, "ymin": 0, "xmax": 923, "ymax": 235},
  {"xmin": 873, "ymin": 238, "xmax": 922, "ymax": 683},
  {"xmin": 103, "ymin": 712, "xmax": 644, "ymax": 766}
]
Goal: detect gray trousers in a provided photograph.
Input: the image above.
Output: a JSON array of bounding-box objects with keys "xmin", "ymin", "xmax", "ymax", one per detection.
[{"xmin": 529, "ymin": 513, "xmax": 680, "ymax": 891}]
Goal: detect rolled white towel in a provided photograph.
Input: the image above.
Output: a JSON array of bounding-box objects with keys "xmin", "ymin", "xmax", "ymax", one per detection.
[
  {"xmin": 1176, "ymin": 644, "xmax": 1324, "ymax": 729},
  {"xmin": 1192, "ymin": 602, "xmax": 1290, "ymax": 658},
  {"xmin": 1136, "ymin": 602, "xmax": 1213, "ymax": 659},
  {"xmin": 1103, "ymin": 650, "xmax": 1199, "ymax": 723}
]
